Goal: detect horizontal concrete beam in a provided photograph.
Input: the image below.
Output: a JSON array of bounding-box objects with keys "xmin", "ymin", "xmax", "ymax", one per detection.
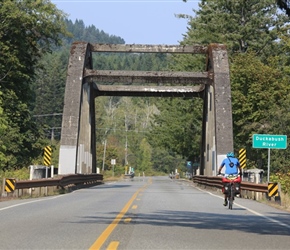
[
  {"xmin": 89, "ymin": 44, "xmax": 208, "ymax": 54},
  {"xmin": 93, "ymin": 84, "xmax": 205, "ymax": 98},
  {"xmin": 84, "ymin": 70, "xmax": 212, "ymax": 85}
]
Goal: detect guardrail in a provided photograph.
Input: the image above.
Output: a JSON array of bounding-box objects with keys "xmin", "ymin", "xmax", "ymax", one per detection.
[
  {"xmin": 192, "ymin": 175, "xmax": 268, "ymax": 193},
  {"xmin": 15, "ymin": 174, "xmax": 103, "ymax": 190},
  {"xmin": 1, "ymin": 174, "xmax": 103, "ymax": 199},
  {"xmin": 1, "ymin": 174, "xmax": 104, "ymax": 199}
]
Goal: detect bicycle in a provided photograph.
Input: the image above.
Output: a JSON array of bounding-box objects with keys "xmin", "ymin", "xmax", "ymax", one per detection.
[{"xmin": 221, "ymin": 174, "xmax": 241, "ymax": 210}]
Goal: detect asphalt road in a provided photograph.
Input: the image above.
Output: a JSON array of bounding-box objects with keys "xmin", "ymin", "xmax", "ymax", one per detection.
[{"xmin": 0, "ymin": 176, "xmax": 290, "ymax": 250}]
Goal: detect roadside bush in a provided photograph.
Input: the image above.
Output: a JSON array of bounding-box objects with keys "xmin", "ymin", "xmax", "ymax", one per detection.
[
  {"xmin": 0, "ymin": 167, "xmax": 29, "ymax": 181},
  {"xmin": 270, "ymin": 172, "xmax": 290, "ymax": 194}
]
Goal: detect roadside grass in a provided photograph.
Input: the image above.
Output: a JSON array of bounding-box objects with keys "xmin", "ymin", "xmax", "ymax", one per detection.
[
  {"xmin": 280, "ymin": 192, "xmax": 290, "ymax": 211},
  {"xmin": 0, "ymin": 168, "xmax": 30, "ymax": 196},
  {"xmin": 263, "ymin": 192, "xmax": 290, "ymax": 212}
]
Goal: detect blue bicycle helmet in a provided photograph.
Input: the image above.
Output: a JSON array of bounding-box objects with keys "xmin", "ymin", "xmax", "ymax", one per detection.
[{"xmin": 227, "ymin": 152, "xmax": 235, "ymax": 157}]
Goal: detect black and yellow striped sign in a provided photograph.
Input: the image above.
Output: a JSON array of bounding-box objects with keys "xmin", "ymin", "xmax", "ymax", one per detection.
[
  {"xmin": 5, "ymin": 178, "xmax": 16, "ymax": 193},
  {"xmin": 43, "ymin": 146, "xmax": 52, "ymax": 166},
  {"xmin": 239, "ymin": 148, "xmax": 246, "ymax": 169},
  {"xmin": 268, "ymin": 182, "xmax": 279, "ymax": 197}
]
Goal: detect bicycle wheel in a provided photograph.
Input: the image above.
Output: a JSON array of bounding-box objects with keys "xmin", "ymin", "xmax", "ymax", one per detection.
[{"xmin": 228, "ymin": 185, "xmax": 233, "ymax": 210}]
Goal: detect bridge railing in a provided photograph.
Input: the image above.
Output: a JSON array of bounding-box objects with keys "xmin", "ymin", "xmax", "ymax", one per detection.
[
  {"xmin": 192, "ymin": 175, "xmax": 268, "ymax": 193},
  {"xmin": 14, "ymin": 174, "xmax": 103, "ymax": 190},
  {"xmin": 1, "ymin": 174, "xmax": 103, "ymax": 199}
]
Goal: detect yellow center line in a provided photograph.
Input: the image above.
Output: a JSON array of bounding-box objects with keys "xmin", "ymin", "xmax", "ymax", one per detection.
[
  {"xmin": 106, "ymin": 241, "xmax": 119, "ymax": 250},
  {"xmin": 89, "ymin": 184, "xmax": 148, "ymax": 250}
]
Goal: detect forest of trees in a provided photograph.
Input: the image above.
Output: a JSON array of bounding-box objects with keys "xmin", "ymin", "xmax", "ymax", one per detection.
[{"xmin": 1, "ymin": 0, "xmax": 290, "ymax": 190}]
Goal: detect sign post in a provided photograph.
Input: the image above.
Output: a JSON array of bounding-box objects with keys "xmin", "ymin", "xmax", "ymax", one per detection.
[
  {"xmin": 111, "ymin": 159, "xmax": 116, "ymax": 177},
  {"xmin": 252, "ymin": 134, "xmax": 287, "ymax": 182}
]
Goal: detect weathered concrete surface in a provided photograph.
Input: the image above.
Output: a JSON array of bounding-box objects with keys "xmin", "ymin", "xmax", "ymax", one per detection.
[
  {"xmin": 93, "ymin": 84, "xmax": 205, "ymax": 98},
  {"xmin": 59, "ymin": 42, "xmax": 95, "ymax": 174},
  {"xmin": 58, "ymin": 42, "xmax": 233, "ymax": 176},
  {"xmin": 90, "ymin": 44, "xmax": 208, "ymax": 54},
  {"xmin": 202, "ymin": 44, "xmax": 233, "ymax": 176},
  {"xmin": 84, "ymin": 70, "xmax": 211, "ymax": 85}
]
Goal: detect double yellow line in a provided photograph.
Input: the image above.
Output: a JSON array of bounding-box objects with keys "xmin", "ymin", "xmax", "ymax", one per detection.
[{"xmin": 89, "ymin": 182, "xmax": 150, "ymax": 250}]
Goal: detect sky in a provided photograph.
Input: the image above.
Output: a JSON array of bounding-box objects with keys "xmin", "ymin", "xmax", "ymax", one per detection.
[{"xmin": 51, "ymin": 0, "xmax": 200, "ymax": 45}]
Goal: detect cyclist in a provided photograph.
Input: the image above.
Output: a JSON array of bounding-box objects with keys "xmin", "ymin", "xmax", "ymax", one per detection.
[{"xmin": 218, "ymin": 151, "xmax": 242, "ymax": 206}]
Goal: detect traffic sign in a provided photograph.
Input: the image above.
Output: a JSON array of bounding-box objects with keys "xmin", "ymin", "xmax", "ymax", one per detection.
[
  {"xmin": 186, "ymin": 161, "xmax": 192, "ymax": 168},
  {"xmin": 43, "ymin": 146, "xmax": 52, "ymax": 166},
  {"xmin": 239, "ymin": 148, "xmax": 246, "ymax": 169},
  {"xmin": 252, "ymin": 134, "xmax": 287, "ymax": 149},
  {"xmin": 5, "ymin": 178, "xmax": 16, "ymax": 193}
]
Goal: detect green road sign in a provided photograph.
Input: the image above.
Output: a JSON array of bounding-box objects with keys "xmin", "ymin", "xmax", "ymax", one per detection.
[{"xmin": 252, "ymin": 134, "xmax": 287, "ymax": 149}]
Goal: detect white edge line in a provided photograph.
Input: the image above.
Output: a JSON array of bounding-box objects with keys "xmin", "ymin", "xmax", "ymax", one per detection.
[
  {"xmin": 0, "ymin": 195, "xmax": 62, "ymax": 211},
  {"xmin": 196, "ymin": 186, "xmax": 290, "ymax": 230}
]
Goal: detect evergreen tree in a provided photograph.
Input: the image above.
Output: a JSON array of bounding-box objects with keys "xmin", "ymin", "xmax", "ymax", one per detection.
[
  {"xmin": 148, "ymin": 97, "xmax": 202, "ymax": 163},
  {"xmin": 180, "ymin": 0, "xmax": 289, "ymax": 58},
  {"xmin": 0, "ymin": 94, "xmax": 8, "ymax": 165},
  {"xmin": 136, "ymin": 138, "xmax": 153, "ymax": 173},
  {"xmin": 0, "ymin": 0, "xmax": 67, "ymax": 170},
  {"xmin": 148, "ymin": 0, "xmax": 290, "ymax": 172},
  {"xmin": 231, "ymin": 52, "xmax": 290, "ymax": 172}
]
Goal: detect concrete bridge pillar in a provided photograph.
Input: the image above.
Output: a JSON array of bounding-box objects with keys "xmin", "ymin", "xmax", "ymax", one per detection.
[
  {"xmin": 58, "ymin": 42, "xmax": 95, "ymax": 174},
  {"xmin": 201, "ymin": 44, "xmax": 233, "ymax": 176}
]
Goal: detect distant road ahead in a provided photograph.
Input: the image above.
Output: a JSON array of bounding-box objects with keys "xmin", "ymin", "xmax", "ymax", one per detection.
[{"xmin": 0, "ymin": 176, "xmax": 290, "ymax": 250}]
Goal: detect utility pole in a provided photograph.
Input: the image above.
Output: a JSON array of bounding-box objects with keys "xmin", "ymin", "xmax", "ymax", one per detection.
[
  {"xmin": 125, "ymin": 114, "xmax": 128, "ymax": 166},
  {"xmin": 51, "ymin": 127, "xmax": 54, "ymax": 143},
  {"xmin": 102, "ymin": 139, "xmax": 107, "ymax": 172},
  {"xmin": 125, "ymin": 133, "xmax": 128, "ymax": 165}
]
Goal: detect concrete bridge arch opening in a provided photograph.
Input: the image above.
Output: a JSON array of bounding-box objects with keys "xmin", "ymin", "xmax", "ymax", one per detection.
[{"xmin": 58, "ymin": 42, "xmax": 234, "ymax": 176}]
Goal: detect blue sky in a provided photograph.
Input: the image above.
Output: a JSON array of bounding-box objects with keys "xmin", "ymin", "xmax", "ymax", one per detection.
[{"xmin": 51, "ymin": 0, "xmax": 200, "ymax": 44}]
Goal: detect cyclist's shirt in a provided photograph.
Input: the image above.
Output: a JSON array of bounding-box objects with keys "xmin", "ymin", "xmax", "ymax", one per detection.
[{"xmin": 220, "ymin": 157, "xmax": 240, "ymax": 175}]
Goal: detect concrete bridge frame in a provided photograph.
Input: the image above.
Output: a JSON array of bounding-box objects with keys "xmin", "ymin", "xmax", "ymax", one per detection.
[{"xmin": 58, "ymin": 42, "xmax": 233, "ymax": 176}]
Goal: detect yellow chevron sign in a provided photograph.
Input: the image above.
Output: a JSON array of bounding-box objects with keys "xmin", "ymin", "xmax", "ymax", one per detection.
[
  {"xmin": 268, "ymin": 182, "xmax": 279, "ymax": 197},
  {"xmin": 239, "ymin": 148, "xmax": 246, "ymax": 169},
  {"xmin": 43, "ymin": 146, "xmax": 52, "ymax": 166},
  {"xmin": 5, "ymin": 178, "xmax": 16, "ymax": 193}
]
